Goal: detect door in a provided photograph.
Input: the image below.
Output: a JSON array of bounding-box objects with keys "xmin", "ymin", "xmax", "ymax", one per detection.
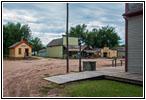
[
  {"xmin": 103, "ymin": 52, "xmax": 107, "ymax": 57},
  {"xmin": 25, "ymin": 48, "xmax": 29, "ymax": 56}
]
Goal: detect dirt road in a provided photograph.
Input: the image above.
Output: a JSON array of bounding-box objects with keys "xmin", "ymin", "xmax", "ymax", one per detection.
[{"xmin": 3, "ymin": 57, "xmax": 124, "ymax": 97}]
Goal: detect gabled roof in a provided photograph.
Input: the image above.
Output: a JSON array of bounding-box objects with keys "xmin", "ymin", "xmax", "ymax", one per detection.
[
  {"xmin": 46, "ymin": 38, "xmax": 62, "ymax": 47},
  {"xmin": 8, "ymin": 41, "xmax": 32, "ymax": 49},
  {"xmin": 8, "ymin": 42, "xmax": 21, "ymax": 48}
]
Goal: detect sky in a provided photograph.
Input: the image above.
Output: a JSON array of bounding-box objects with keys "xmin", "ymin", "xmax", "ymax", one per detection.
[{"xmin": 3, "ymin": 3, "xmax": 125, "ymax": 46}]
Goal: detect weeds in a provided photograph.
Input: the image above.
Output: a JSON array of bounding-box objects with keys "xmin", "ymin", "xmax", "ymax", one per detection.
[{"xmin": 41, "ymin": 84, "xmax": 65, "ymax": 94}]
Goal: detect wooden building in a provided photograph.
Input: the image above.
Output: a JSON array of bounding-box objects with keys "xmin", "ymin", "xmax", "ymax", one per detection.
[
  {"xmin": 8, "ymin": 37, "xmax": 32, "ymax": 58},
  {"xmin": 46, "ymin": 36, "xmax": 79, "ymax": 58},
  {"xmin": 83, "ymin": 48, "xmax": 102, "ymax": 58},
  {"xmin": 39, "ymin": 49, "xmax": 46, "ymax": 56},
  {"xmin": 100, "ymin": 47, "xmax": 117, "ymax": 58},
  {"xmin": 123, "ymin": 3, "xmax": 143, "ymax": 74},
  {"xmin": 46, "ymin": 35, "xmax": 91, "ymax": 58},
  {"xmin": 112, "ymin": 47, "xmax": 125, "ymax": 58},
  {"xmin": 83, "ymin": 46, "xmax": 117, "ymax": 58}
]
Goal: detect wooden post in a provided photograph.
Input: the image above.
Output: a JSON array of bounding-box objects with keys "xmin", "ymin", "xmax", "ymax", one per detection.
[
  {"xmin": 79, "ymin": 42, "xmax": 81, "ymax": 72},
  {"xmin": 115, "ymin": 58, "xmax": 117, "ymax": 67},
  {"xmin": 66, "ymin": 3, "xmax": 69, "ymax": 73},
  {"xmin": 112, "ymin": 60, "xmax": 114, "ymax": 67}
]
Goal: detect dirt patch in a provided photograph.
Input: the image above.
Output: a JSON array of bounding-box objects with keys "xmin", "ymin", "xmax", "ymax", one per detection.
[{"xmin": 3, "ymin": 57, "xmax": 124, "ymax": 97}]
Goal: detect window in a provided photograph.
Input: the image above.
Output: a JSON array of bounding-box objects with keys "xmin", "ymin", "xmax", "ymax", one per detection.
[{"xmin": 19, "ymin": 48, "xmax": 21, "ymax": 54}]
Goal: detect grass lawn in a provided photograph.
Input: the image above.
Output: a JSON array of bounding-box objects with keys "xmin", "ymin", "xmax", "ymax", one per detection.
[{"xmin": 62, "ymin": 80, "xmax": 143, "ymax": 97}]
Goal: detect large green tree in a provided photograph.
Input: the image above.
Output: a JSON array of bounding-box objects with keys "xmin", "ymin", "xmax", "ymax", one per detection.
[
  {"xmin": 69, "ymin": 24, "xmax": 88, "ymax": 44},
  {"xmin": 85, "ymin": 28, "xmax": 99, "ymax": 48},
  {"xmin": 96, "ymin": 25, "xmax": 121, "ymax": 48},
  {"xmin": 69, "ymin": 24, "xmax": 121, "ymax": 48},
  {"xmin": 30, "ymin": 37, "xmax": 44, "ymax": 55},
  {"xmin": 3, "ymin": 22, "xmax": 32, "ymax": 55}
]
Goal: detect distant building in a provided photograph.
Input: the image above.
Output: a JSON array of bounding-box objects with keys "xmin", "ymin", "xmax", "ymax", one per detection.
[
  {"xmin": 100, "ymin": 46, "xmax": 117, "ymax": 58},
  {"xmin": 8, "ymin": 37, "xmax": 32, "ymax": 58},
  {"xmin": 39, "ymin": 49, "xmax": 46, "ymax": 56},
  {"xmin": 112, "ymin": 47, "xmax": 125, "ymax": 58},
  {"xmin": 83, "ymin": 48, "xmax": 102, "ymax": 58},
  {"xmin": 123, "ymin": 3, "xmax": 143, "ymax": 74},
  {"xmin": 46, "ymin": 35, "xmax": 89, "ymax": 58},
  {"xmin": 83, "ymin": 46, "xmax": 117, "ymax": 58}
]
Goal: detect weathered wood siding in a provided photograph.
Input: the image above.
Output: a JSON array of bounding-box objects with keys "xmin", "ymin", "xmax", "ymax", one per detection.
[
  {"xmin": 63, "ymin": 36, "xmax": 78, "ymax": 46},
  {"xmin": 9, "ymin": 48, "xmax": 15, "ymax": 58},
  {"xmin": 127, "ymin": 15, "xmax": 143, "ymax": 74},
  {"xmin": 100, "ymin": 47, "xmax": 117, "ymax": 58},
  {"xmin": 46, "ymin": 46, "xmax": 63, "ymax": 58},
  {"xmin": 118, "ymin": 52, "xmax": 125, "ymax": 58},
  {"xmin": 15, "ymin": 43, "xmax": 32, "ymax": 57}
]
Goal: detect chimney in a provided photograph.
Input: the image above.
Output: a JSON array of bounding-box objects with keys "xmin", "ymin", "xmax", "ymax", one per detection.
[{"xmin": 21, "ymin": 36, "xmax": 23, "ymax": 42}]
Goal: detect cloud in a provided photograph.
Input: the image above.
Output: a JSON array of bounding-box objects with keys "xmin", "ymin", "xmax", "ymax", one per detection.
[
  {"xmin": 3, "ymin": 3, "xmax": 125, "ymax": 45},
  {"xmin": 32, "ymin": 32, "xmax": 65, "ymax": 46}
]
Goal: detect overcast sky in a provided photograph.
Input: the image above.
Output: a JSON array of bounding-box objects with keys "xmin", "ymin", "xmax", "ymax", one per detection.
[{"xmin": 3, "ymin": 3, "xmax": 125, "ymax": 46}]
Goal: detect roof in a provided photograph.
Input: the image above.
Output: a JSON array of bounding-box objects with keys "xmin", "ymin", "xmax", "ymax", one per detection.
[
  {"xmin": 8, "ymin": 42, "xmax": 21, "ymax": 48},
  {"xmin": 39, "ymin": 49, "xmax": 46, "ymax": 53},
  {"xmin": 46, "ymin": 38, "xmax": 62, "ymax": 47},
  {"xmin": 8, "ymin": 41, "xmax": 32, "ymax": 49},
  {"xmin": 111, "ymin": 47, "xmax": 125, "ymax": 52},
  {"xmin": 84, "ymin": 48, "xmax": 102, "ymax": 53},
  {"xmin": 123, "ymin": 3, "xmax": 143, "ymax": 17},
  {"xmin": 64, "ymin": 45, "xmax": 88, "ymax": 51}
]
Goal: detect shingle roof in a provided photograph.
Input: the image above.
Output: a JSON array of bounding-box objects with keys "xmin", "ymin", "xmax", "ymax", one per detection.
[
  {"xmin": 84, "ymin": 48, "xmax": 102, "ymax": 53},
  {"xmin": 46, "ymin": 38, "xmax": 63, "ymax": 47},
  {"xmin": 39, "ymin": 49, "xmax": 46, "ymax": 53},
  {"xmin": 111, "ymin": 47, "xmax": 125, "ymax": 52},
  {"xmin": 8, "ymin": 42, "xmax": 22, "ymax": 48},
  {"xmin": 64, "ymin": 45, "xmax": 88, "ymax": 51}
]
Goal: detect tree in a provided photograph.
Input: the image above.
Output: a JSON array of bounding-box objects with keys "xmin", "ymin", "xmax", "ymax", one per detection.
[
  {"xmin": 3, "ymin": 22, "xmax": 32, "ymax": 55},
  {"xmin": 85, "ymin": 28, "xmax": 99, "ymax": 48},
  {"xmin": 69, "ymin": 24, "xmax": 121, "ymax": 48},
  {"xmin": 69, "ymin": 24, "xmax": 88, "ymax": 44},
  {"xmin": 30, "ymin": 37, "xmax": 44, "ymax": 55},
  {"xmin": 96, "ymin": 25, "xmax": 121, "ymax": 48}
]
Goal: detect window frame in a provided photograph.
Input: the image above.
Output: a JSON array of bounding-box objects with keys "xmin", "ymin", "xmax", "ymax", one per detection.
[{"xmin": 19, "ymin": 48, "xmax": 21, "ymax": 54}]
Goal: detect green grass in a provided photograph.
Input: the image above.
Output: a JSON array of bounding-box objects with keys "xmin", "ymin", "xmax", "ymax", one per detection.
[
  {"xmin": 44, "ymin": 74, "xmax": 50, "ymax": 77},
  {"xmin": 41, "ymin": 84, "xmax": 65, "ymax": 94},
  {"xmin": 62, "ymin": 80, "xmax": 143, "ymax": 97},
  {"xmin": 3, "ymin": 56, "xmax": 13, "ymax": 60},
  {"xmin": 34, "ymin": 55, "xmax": 62, "ymax": 59}
]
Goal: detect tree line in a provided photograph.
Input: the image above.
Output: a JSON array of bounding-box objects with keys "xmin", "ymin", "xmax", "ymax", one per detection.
[
  {"xmin": 3, "ymin": 22, "xmax": 123, "ymax": 56},
  {"xmin": 3, "ymin": 22, "xmax": 45, "ymax": 55},
  {"xmin": 69, "ymin": 24, "xmax": 121, "ymax": 48}
]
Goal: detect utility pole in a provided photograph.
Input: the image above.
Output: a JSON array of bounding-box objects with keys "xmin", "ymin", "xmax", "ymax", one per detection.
[
  {"xmin": 79, "ymin": 41, "xmax": 82, "ymax": 72},
  {"xmin": 66, "ymin": 3, "xmax": 69, "ymax": 73}
]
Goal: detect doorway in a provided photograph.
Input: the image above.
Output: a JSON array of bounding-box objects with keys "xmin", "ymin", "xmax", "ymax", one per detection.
[
  {"xmin": 25, "ymin": 48, "xmax": 29, "ymax": 56},
  {"xmin": 103, "ymin": 52, "xmax": 107, "ymax": 57}
]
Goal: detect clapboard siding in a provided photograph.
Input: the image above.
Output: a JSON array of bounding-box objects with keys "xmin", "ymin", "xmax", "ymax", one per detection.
[{"xmin": 127, "ymin": 15, "xmax": 143, "ymax": 74}]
